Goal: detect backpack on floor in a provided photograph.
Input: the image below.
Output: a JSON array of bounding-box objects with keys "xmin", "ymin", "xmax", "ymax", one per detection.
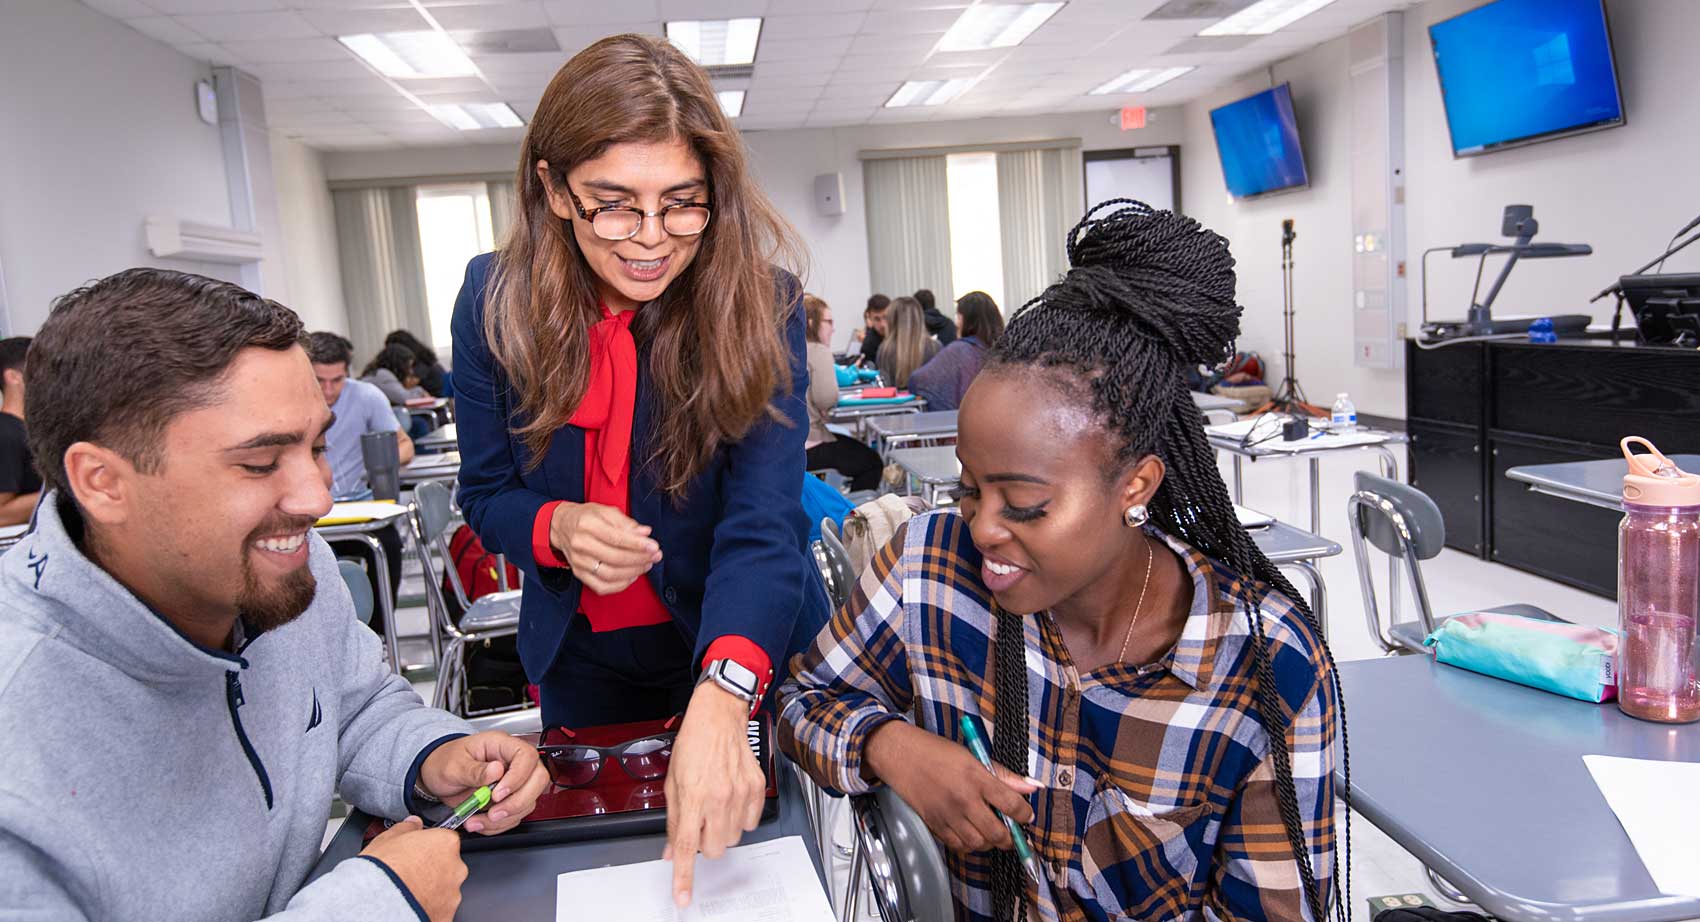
[{"xmin": 443, "ymin": 524, "xmax": 520, "ymax": 625}]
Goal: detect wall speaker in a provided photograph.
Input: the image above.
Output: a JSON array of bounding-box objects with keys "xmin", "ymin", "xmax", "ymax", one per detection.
[{"xmin": 814, "ymin": 172, "xmax": 845, "ymax": 217}]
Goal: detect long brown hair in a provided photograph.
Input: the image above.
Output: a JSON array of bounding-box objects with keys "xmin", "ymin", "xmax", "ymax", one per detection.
[
  {"xmin": 485, "ymin": 33, "xmax": 803, "ymax": 495},
  {"xmin": 803, "ymin": 294, "xmax": 831, "ymax": 345},
  {"xmin": 877, "ymin": 296, "xmax": 931, "ymax": 388}
]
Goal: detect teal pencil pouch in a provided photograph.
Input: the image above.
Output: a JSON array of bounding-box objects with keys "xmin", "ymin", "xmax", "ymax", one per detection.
[
  {"xmin": 1424, "ymin": 612, "xmax": 1618, "ymax": 703},
  {"xmin": 834, "ymin": 364, "xmax": 859, "ymax": 386}
]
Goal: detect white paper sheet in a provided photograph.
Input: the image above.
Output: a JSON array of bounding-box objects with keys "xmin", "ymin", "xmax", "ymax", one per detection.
[
  {"xmin": 1583, "ymin": 754, "xmax": 1700, "ymax": 897},
  {"xmin": 554, "ymin": 836, "xmax": 833, "ymax": 922}
]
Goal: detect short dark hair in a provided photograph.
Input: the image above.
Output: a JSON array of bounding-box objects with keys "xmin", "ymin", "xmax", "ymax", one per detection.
[
  {"xmin": 865, "ymin": 294, "xmax": 890, "ymax": 316},
  {"xmin": 913, "ymin": 289, "xmax": 936, "ymax": 313},
  {"xmin": 0, "ymin": 337, "xmax": 29, "ymax": 395},
  {"xmin": 303, "ymin": 331, "xmax": 353, "ymax": 368},
  {"xmin": 364, "ymin": 343, "xmax": 416, "ymax": 380},
  {"xmin": 26, "ymin": 269, "xmax": 303, "ymax": 496},
  {"xmin": 384, "ymin": 329, "xmax": 439, "ymax": 367},
  {"xmin": 955, "ymin": 291, "xmax": 1005, "ymax": 347}
]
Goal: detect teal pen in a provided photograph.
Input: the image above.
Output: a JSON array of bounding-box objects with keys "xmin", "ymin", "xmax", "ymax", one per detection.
[
  {"xmin": 436, "ymin": 785, "xmax": 493, "ymax": 831},
  {"xmin": 958, "ymin": 715, "xmax": 1044, "ymax": 886}
]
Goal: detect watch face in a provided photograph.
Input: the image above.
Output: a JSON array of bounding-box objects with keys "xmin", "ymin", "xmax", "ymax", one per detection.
[{"xmin": 717, "ymin": 660, "xmax": 760, "ymax": 696}]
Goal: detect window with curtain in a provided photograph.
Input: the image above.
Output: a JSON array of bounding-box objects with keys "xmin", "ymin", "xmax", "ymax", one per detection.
[
  {"xmin": 863, "ymin": 142, "xmax": 1081, "ymax": 324},
  {"xmin": 414, "ymin": 183, "xmax": 495, "ymax": 354}
]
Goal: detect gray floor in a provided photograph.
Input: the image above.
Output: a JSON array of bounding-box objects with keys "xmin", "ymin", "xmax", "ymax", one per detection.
[{"xmin": 325, "ymin": 441, "xmax": 1629, "ymax": 916}]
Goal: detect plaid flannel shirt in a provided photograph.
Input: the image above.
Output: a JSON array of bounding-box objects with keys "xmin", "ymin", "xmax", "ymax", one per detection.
[{"xmin": 779, "ymin": 510, "xmax": 1337, "ymax": 922}]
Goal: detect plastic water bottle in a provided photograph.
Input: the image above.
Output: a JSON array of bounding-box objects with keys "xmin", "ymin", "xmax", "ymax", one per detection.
[
  {"xmin": 1330, "ymin": 393, "xmax": 1357, "ymax": 431},
  {"xmin": 1617, "ymin": 437, "xmax": 1700, "ymax": 723}
]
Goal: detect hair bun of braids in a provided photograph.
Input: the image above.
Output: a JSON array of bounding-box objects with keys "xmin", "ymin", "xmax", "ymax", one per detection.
[{"xmin": 1035, "ymin": 198, "xmax": 1243, "ymax": 368}]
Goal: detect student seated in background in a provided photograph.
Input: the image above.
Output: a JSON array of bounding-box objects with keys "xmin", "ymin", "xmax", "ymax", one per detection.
[
  {"xmin": 855, "ymin": 293, "xmax": 890, "ymax": 367},
  {"xmin": 913, "ymin": 288, "xmax": 958, "ymax": 346},
  {"xmin": 0, "ymin": 337, "xmax": 41, "ymax": 526},
  {"xmin": 362, "ymin": 343, "xmax": 432, "ymax": 439},
  {"xmin": 781, "ymin": 203, "xmax": 1340, "ymax": 922},
  {"xmin": 0, "ymin": 268, "xmax": 550, "ymax": 922},
  {"xmin": 907, "ymin": 291, "xmax": 1005, "ymax": 412},
  {"xmin": 385, "ymin": 329, "xmax": 448, "ymax": 398},
  {"xmin": 803, "ymin": 295, "xmax": 883, "ymax": 492},
  {"xmin": 876, "ymin": 296, "xmax": 940, "ymax": 391},
  {"xmin": 304, "ymin": 331, "xmax": 413, "ymax": 637}
]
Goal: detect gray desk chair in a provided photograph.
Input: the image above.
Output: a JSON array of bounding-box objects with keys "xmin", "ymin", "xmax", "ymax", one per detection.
[
  {"xmin": 1348, "ymin": 472, "xmax": 1564, "ymax": 654},
  {"xmin": 802, "ymin": 517, "xmax": 953, "ymax": 922},
  {"xmin": 409, "ymin": 480, "xmax": 525, "ymax": 717},
  {"xmin": 337, "ymin": 559, "xmax": 375, "ymax": 625}
]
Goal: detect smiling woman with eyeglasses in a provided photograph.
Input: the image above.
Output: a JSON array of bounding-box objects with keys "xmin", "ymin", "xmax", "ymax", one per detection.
[{"xmin": 449, "ymin": 33, "xmax": 828, "ymax": 908}]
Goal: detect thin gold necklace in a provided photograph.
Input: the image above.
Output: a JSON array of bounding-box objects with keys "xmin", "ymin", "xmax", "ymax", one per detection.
[{"xmin": 1116, "ymin": 538, "xmax": 1156, "ymax": 664}]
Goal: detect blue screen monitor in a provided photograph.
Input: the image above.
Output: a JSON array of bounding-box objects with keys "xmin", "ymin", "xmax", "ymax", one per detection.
[
  {"xmin": 1429, "ymin": 0, "xmax": 1624, "ymax": 157},
  {"xmin": 1209, "ymin": 84, "xmax": 1309, "ymax": 200}
]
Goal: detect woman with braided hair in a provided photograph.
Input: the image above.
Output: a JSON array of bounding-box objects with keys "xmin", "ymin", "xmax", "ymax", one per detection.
[{"xmin": 780, "ymin": 200, "xmax": 1346, "ymax": 922}]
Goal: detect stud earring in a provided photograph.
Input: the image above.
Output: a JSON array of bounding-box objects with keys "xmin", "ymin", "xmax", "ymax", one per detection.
[{"xmin": 1123, "ymin": 504, "xmax": 1149, "ymax": 528}]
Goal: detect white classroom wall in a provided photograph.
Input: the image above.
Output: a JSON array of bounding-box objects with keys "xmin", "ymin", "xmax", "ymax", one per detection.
[
  {"xmin": 0, "ymin": 0, "xmax": 234, "ymax": 335},
  {"xmin": 270, "ymin": 135, "xmax": 348, "ymax": 334}
]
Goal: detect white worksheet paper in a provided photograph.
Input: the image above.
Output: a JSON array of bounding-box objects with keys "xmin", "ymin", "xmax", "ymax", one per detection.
[
  {"xmin": 554, "ymin": 836, "xmax": 833, "ymax": 922},
  {"xmin": 1583, "ymin": 754, "xmax": 1700, "ymax": 897}
]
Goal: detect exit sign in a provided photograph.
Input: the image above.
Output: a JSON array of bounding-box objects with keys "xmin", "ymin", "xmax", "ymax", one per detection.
[{"xmin": 1120, "ymin": 106, "xmax": 1147, "ymax": 130}]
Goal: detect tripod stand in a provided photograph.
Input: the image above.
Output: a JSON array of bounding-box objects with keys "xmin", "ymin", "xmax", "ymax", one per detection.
[{"xmin": 1255, "ymin": 219, "xmax": 1326, "ymax": 417}]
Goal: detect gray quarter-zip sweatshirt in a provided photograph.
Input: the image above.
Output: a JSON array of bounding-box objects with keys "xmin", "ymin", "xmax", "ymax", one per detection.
[{"xmin": 0, "ymin": 494, "xmax": 473, "ymax": 921}]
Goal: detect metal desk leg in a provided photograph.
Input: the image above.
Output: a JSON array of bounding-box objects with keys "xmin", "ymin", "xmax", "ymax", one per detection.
[
  {"xmin": 1232, "ymin": 455, "xmax": 1244, "ymax": 505},
  {"xmin": 1308, "ymin": 456, "xmax": 1322, "ymax": 535},
  {"xmin": 1282, "ymin": 559, "xmax": 1328, "ymax": 639},
  {"xmin": 350, "ymin": 531, "xmax": 400, "ymax": 671}
]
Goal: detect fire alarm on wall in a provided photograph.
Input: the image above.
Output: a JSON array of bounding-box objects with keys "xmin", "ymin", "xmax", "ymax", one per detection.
[{"xmin": 196, "ymin": 79, "xmax": 218, "ymax": 125}]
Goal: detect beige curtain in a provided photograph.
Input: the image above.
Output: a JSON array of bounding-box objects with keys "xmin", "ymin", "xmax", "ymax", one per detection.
[
  {"xmin": 863, "ymin": 156, "xmax": 953, "ymax": 309},
  {"xmin": 486, "ymin": 180, "xmax": 516, "ymax": 250},
  {"xmin": 996, "ymin": 146, "xmax": 1081, "ymax": 313},
  {"xmin": 331, "ymin": 186, "xmax": 430, "ymax": 363}
]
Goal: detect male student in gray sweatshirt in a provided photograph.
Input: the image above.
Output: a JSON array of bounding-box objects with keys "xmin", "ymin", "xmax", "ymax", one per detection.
[{"xmin": 0, "ymin": 269, "xmax": 551, "ymax": 921}]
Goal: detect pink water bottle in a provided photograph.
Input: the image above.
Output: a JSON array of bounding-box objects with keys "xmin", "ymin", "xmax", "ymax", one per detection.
[{"xmin": 1617, "ymin": 437, "xmax": 1700, "ymax": 723}]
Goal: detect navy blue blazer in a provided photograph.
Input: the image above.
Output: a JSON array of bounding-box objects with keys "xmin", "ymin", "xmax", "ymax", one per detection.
[{"xmin": 449, "ymin": 252, "xmax": 829, "ymax": 682}]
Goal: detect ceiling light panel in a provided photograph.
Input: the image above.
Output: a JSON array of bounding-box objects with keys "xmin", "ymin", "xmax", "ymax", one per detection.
[
  {"xmin": 1198, "ymin": 0, "xmax": 1340, "ymax": 36},
  {"xmin": 428, "ymin": 102, "xmax": 525, "ymax": 131},
  {"xmin": 937, "ymin": 2, "xmax": 1064, "ymax": 51},
  {"xmin": 666, "ymin": 18, "xmax": 763, "ymax": 66},
  {"xmin": 885, "ymin": 78, "xmax": 974, "ymax": 108},
  {"xmin": 1087, "ymin": 65, "xmax": 1195, "ymax": 94},
  {"xmin": 340, "ymin": 31, "xmax": 478, "ymax": 78}
]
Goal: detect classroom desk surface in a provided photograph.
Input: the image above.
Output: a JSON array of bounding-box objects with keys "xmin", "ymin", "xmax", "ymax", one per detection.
[
  {"xmin": 1207, "ymin": 425, "xmax": 1405, "ymax": 535},
  {"xmin": 310, "ymin": 761, "xmax": 827, "ymax": 922},
  {"xmin": 415, "ymin": 423, "xmax": 457, "ymax": 453},
  {"xmin": 1506, "ymin": 454, "xmax": 1700, "ymax": 512},
  {"xmin": 866, "ymin": 409, "xmax": 959, "ymax": 440},
  {"xmin": 1337, "ymin": 654, "xmax": 1700, "ymax": 922},
  {"xmin": 401, "ymin": 451, "xmax": 460, "ymax": 486}
]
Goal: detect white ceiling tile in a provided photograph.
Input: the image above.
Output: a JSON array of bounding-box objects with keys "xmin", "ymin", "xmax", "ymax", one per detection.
[
  {"xmin": 756, "ymin": 36, "xmax": 851, "ymax": 62},
  {"xmin": 844, "ymin": 32, "xmax": 934, "ymax": 54},
  {"xmin": 175, "ymin": 11, "xmax": 319, "ymax": 40},
  {"xmin": 747, "ymin": 86, "xmax": 820, "ymax": 104},
  {"xmin": 553, "ymin": 25, "xmax": 658, "ymax": 54},
  {"xmin": 542, "ymin": 0, "xmax": 659, "ymax": 25},
  {"xmin": 752, "ymin": 55, "xmax": 841, "ymax": 76},
  {"xmin": 867, "ymin": 0, "xmax": 968, "ymax": 9},
  {"xmin": 221, "ymin": 37, "xmax": 348, "ymax": 62},
  {"xmin": 766, "ymin": 0, "xmax": 873, "ymax": 10},
  {"xmin": 333, "ymin": 95, "xmax": 436, "ymax": 113},
  {"xmin": 296, "ymin": 7, "xmax": 428, "ymax": 35},
  {"xmin": 284, "ymin": 0, "xmax": 415, "ymax": 7},
  {"xmin": 472, "ymin": 51, "xmax": 570, "ymax": 74},
  {"xmin": 145, "ymin": 0, "xmax": 280, "ymax": 12},
  {"xmin": 355, "ymin": 109, "xmax": 445, "ymax": 126},
  {"xmin": 657, "ymin": 0, "xmax": 769, "ymax": 20},
  {"xmin": 266, "ymin": 76, "xmax": 400, "ymax": 98},
  {"xmin": 858, "ymin": 7, "xmax": 958, "ymax": 32},
  {"xmin": 430, "ymin": 2, "xmax": 552, "ymax": 31},
  {"xmin": 754, "ymin": 70, "xmax": 831, "ymax": 87},
  {"xmin": 246, "ymin": 58, "xmax": 374, "ymax": 81},
  {"xmin": 124, "ymin": 16, "xmax": 208, "ymax": 44},
  {"xmin": 78, "ymin": 0, "xmax": 157, "ymax": 18},
  {"xmin": 1048, "ymin": 0, "xmax": 1144, "ymax": 26},
  {"xmin": 172, "ymin": 41, "xmax": 247, "ymax": 65},
  {"xmin": 271, "ymin": 110, "xmax": 362, "ymax": 128},
  {"xmin": 758, "ymin": 12, "xmax": 864, "ymax": 40},
  {"xmin": 262, "ymin": 95, "xmax": 335, "ymax": 113}
]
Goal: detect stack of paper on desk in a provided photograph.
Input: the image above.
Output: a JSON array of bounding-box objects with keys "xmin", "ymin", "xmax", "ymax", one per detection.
[
  {"xmin": 1584, "ymin": 755, "xmax": 1700, "ymax": 897},
  {"xmin": 554, "ymin": 836, "xmax": 833, "ymax": 922}
]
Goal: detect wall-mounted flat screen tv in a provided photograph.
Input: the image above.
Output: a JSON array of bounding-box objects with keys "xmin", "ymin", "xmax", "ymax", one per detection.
[
  {"xmin": 1209, "ymin": 83, "xmax": 1309, "ymax": 200},
  {"xmin": 1429, "ymin": 0, "xmax": 1625, "ymax": 157}
]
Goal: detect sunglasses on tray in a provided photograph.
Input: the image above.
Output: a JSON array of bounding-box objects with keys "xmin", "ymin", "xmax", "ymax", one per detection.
[{"xmin": 538, "ymin": 716, "xmax": 680, "ymax": 788}]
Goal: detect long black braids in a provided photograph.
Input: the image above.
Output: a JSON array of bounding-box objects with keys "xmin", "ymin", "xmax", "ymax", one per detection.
[{"xmin": 987, "ymin": 199, "xmax": 1351, "ymax": 922}]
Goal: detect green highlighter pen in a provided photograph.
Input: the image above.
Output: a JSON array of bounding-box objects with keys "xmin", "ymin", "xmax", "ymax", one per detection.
[
  {"xmin": 436, "ymin": 785, "xmax": 493, "ymax": 831},
  {"xmin": 958, "ymin": 715, "xmax": 1044, "ymax": 886}
]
